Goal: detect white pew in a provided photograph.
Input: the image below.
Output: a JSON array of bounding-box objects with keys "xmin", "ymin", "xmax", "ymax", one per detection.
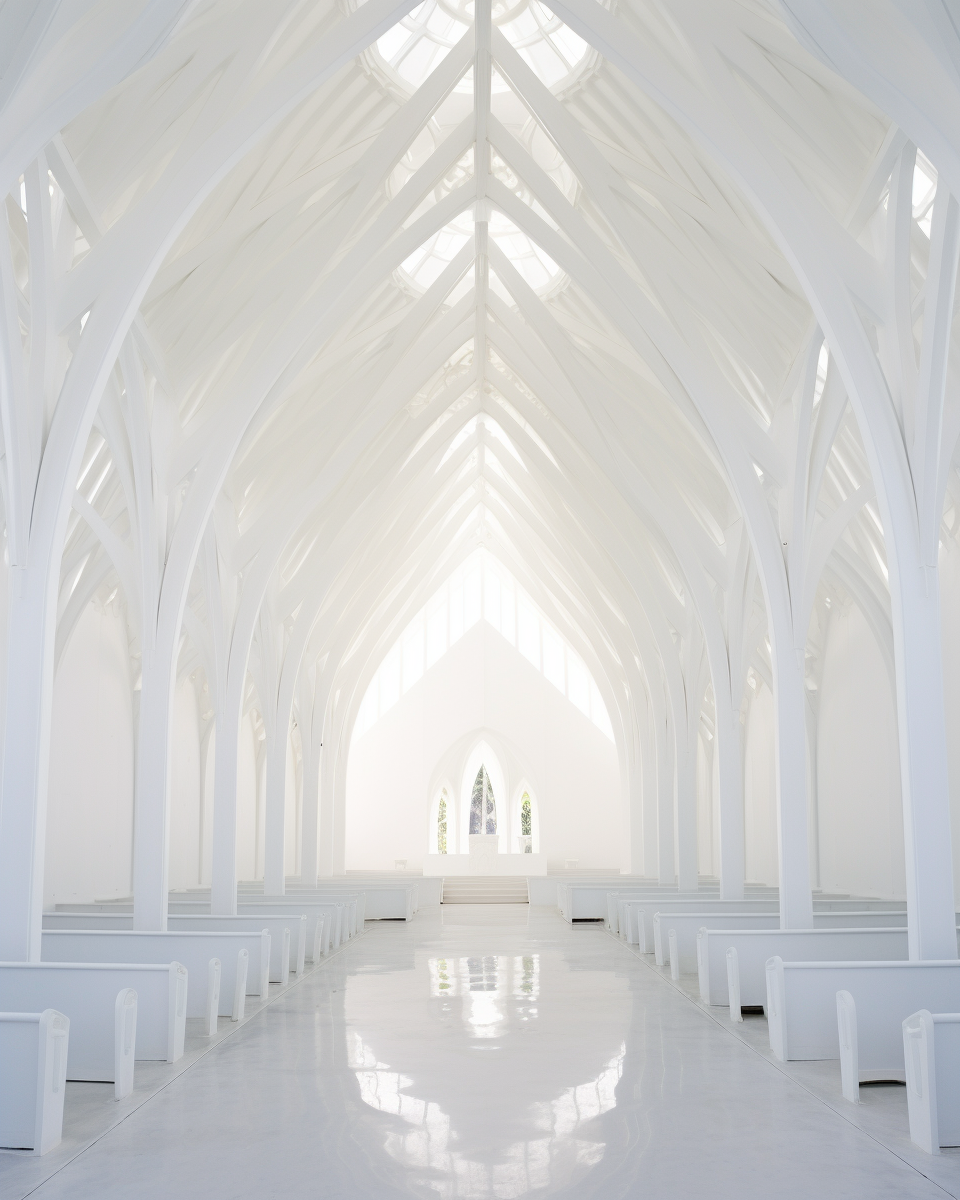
[
  {"xmin": 903, "ymin": 1010, "xmax": 960, "ymax": 1152},
  {"xmin": 235, "ymin": 890, "xmax": 364, "ymax": 934},
  {"xmin": 0, "ymin": 1010, "xmax": 69, "ymax": 1153},
  {"xmin": 43, "ymin": 914, "xmax": 272, "ymax": 1001},
  {"xmin": 170, "ymin": 902, "xmax": 338, "ymax": 958},
  {"xmin": 765, "ymin": 958, "xmax": 960, "ymax": 1069},
  {"xmin": 235, "ymin": 895, "xmax": 360, "ymax": 938},
  {"xmin": 0, "ymin": 963, "xmax": 186, "ymax": 1074},
  {"xmin": 41, "ymin": 930, "xmax": 268, "ymax": 1018},
  {"xmin": 624, "ymin": 899, "xmax": 780, "ymax": 953},
  {"xmin": 654, "ymin": 911, "xmax": 908, "ymax": 971},
  {"xmin": 167, "ymin": 916, "xmax": 300, "ymax": 985},
  {"xmin": 698, "ymin": 928, "xmax": 912, "ymax": 1007}
]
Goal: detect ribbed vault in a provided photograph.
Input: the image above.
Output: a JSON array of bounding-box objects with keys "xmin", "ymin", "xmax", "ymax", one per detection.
[{"xmin": 2, "ymin": 0, "xmax": 958, "ymax": 956}]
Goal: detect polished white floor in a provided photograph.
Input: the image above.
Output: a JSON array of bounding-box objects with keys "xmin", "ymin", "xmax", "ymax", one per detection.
[{"xmin": 3, "ymin": 906, "xmax": 956, "ymax": 1199}]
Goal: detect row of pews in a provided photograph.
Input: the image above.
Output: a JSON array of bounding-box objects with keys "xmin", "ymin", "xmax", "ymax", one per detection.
[
  {"xmin": 557, "ymin": 879, "xmax": 960, "ymax": 1154},
  {"xmin": 0, "ymin": 877, "xmax": 420, "ymax": 1155}
]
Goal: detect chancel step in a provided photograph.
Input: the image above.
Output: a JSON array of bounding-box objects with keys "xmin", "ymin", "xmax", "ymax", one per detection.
[{"xmin": 442, "ymin": 877, "xmax": 530, "ymax": 904}]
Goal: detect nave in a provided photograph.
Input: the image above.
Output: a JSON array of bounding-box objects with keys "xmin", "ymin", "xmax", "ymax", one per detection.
[{"xmin": 5, "ymin": 907, "xmax": 954, "ymax": 1200}]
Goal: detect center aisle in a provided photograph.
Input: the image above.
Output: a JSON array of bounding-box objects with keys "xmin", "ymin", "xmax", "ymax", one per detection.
[{"xmin": 23, "ymin": 907, "xmax": 944, "ymax": 1199}]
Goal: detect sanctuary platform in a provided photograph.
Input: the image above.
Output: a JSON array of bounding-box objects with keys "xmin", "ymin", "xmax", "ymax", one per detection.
[{"xmin": 423, "ymin": 833, "xmax": 547, "ymax": 876}]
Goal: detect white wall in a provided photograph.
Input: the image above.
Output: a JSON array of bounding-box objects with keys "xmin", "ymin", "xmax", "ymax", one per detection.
[
  {"xmin": 44, "ymin": 603, "xmax": 134, "ymax": 906},
  {"xmin": 743, "ymin": 684, "xmax": 779, "ymax": 886},
  {"xmin": 346, "ymin": 622, "xmax": 622, "ymax": 871},
  {"xmin": 816, "ymin": 600, "xmax": 905, "ymax": 899}
]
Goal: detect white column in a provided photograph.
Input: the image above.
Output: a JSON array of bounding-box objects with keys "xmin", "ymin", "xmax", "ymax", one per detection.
[
  {"xmin": 656, "ymin": 709, "xmax": 675, "ymax": 886},
  {"xmin": 0, "ymin": 571, "xmax": 56, "ymax": 961},
  {"xmin": 891, "ymin": 563, "xmax": 957, "ymax": 959},
  {"xmin": 676, "ymin": 743, "xmax": 699, "ymax": 892},
  {"xmin": 641, "ymin": 711, "xmax": 659, "ymax": 879},
  {"xmin": 132, "ymin": 651, "xmax": 177, "ymax": 931},
  {"xmin": 210, "ymin": 707, "xmax": 240, "ymax": 915},
  {"xmin": 262, "ymin": 729, "xmax": 287, "ymax": 895},
  {"xmin": 771, "ymin": 643, "xmax": 813, "ymax": 929},
  {"xmin": 715, "ymin": 704, "xmax": 745, "ymax": 901},
  {"xmin": 300, "ymin": 748, "xmax": 321, "ymax": 887}
]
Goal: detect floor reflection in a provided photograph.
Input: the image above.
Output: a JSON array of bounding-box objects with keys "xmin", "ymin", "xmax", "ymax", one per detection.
[{"xmin": 344, "ymin": 934, "xmax": 631, "ymax": 1198}]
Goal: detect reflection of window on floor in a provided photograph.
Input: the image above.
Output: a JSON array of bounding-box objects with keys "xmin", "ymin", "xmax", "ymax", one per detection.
[
  {"xmin": 520, "ymin": 792, "xmax": 532, "ymax": 849},
  {"xmin": 470, "ymin": 765, "xmax": 497, "ymax": 834},
  {"xmin": 437, "ymin": 790, "xmax": 448, "ymax": 854}
]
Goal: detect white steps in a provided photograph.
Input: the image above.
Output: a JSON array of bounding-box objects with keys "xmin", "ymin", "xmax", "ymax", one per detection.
[{"xmin": 442, "ymin": 877, "xmax": 530, "ymax": 904}]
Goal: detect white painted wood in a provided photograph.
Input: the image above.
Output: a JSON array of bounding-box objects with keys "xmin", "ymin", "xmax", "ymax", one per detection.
[
  {"xmin": 656, "ymin": 910, "xmax": 908, "ymax": 970},
  {"xmin": 765, "ymin": 958, "xmax": 960, "ymax": 1071},
  {"xmin": 698, "ymin": 928, "xmax": 915, "ymax": 1007},
  {"xmin": 726, "ymin": 949, "xmax": 742, "ymax": 1024},
  {"xmin": 0, "ymin": 962, "xmax": 185, "ymax": 1074},
  {"xmin": 903, "ymin": 1010, "xmax": 960, "ymax": 1152},
  {"xmin": 836, "ymin": 990, "xmax": 859, "ymax": 1103},
  {"xmin": 40, "ymin": 923, "xmax": 273, "ymax": 1004},
  {"xmin": 113, "ymin": 990, "xmax": 136, "ymax": 1101},
  {"xmin": 0, "ymin": 1010, "xmax": 69, "ymax": 1154}
]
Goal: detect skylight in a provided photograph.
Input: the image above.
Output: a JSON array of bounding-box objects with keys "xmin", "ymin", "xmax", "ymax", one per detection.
[
  {"xmin": 398, "ymin": 205, "xmax": 560, "ymax": 295},
  {"xmin": 365, "ymin": 0, "xmax": 595, "ymax": 94}
]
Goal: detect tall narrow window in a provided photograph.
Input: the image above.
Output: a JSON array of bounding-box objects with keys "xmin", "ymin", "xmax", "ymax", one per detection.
[
  {"xmin": 470, "ymin": 766, "xmax": 497, "ymax": 834},
  {"xmin": 437, "ymin": 790, "xmax": 448, "ymax": 854},
  {"xmin": 520, "ymin": 792, "xmax": 532, "ymax": 852}
]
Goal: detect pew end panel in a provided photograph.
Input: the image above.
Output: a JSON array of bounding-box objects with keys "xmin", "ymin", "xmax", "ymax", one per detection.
[{"xmin": 0, "ymin": 1010, "xmax": 70, "ymax": 1155}]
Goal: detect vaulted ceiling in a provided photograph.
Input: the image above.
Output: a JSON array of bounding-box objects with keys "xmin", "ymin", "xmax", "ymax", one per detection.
[{"xmin": 6, "ymin": 0, "xmax": 931, "ymax": 777}]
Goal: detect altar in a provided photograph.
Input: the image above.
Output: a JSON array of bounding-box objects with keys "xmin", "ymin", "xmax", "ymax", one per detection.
[{"xmin": 423, "ymin": 834, "xmax": 547, "ymax": 876}]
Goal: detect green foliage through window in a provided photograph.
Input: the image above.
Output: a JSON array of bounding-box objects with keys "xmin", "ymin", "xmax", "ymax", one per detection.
[
  {"xmin": 438, "ymin": 791, "xmax": 448, "ymax": 854},
  {"xmin": 470, "ymin": 766, "xmax": 497, "ymax": 834}
]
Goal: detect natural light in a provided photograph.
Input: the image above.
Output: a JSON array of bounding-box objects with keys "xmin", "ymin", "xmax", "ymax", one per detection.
[{"xmin": 354, "ymin": 550, "xmax": 614, "ymax": 740}]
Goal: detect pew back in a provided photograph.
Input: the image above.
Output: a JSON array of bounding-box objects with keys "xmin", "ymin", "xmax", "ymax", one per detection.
[
  {"xmin": 0, "ymin": 1010, "xmax": 69, "ymax": 1154},
  {"xmin": 766, "ymin": 958, "xmax": 960, "ymax": 1071},
  {"xmin": 655, "ymin": 911, "xmax": 907, "ymax": 970},
  {"xmin": 698, "ymin": 928, "xmax": 912, "ymax": 1007},
  {"xmin": 40, "ymin": 929, "xmax": 270, "ymax": 1012},
  {"xmin": 0, "ymin": 962, "xmax": 186, "ymax": 1075}
]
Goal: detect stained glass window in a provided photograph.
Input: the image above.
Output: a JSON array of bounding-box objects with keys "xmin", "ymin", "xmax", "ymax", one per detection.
[{"xmin": 470, "ymin": 765, "xmax": 497, "ymax": 834}]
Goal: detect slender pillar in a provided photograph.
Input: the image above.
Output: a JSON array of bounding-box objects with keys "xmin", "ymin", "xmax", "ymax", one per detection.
[
  {"xmin": 300, "ymin": 748, "xmax": 321, "ymax": 886},
  {"xmin": 0, "ymin": 570, "xmax": 57, "ymax": 961},
  {"xmin": 132, "ymin": 650, "xmax": 177, "ymax": 930},
  {"xmin": 263, "ymin": 729, "xmax": 287, "ymax": 895},
  {"xmin": 210, "ymin": 706, "xmax": 241, "ymax": 915},
  {"xmin": 715, "ymin": 703, "xmax": 745, "ymax": 901},
  {"xmin": 771, "ymin": 643, "xmax": 813, "ymax": 929},
  {"xmin": 891, "ymin": 562, "xmax": 957, "ymax": 959},
  {"xmin": 676, "ymin": 744, "xmax": 699, "ymax": 892},
  {"xmin": 656, "ymin": 709, "xmax": 675, "ymax": 886}
]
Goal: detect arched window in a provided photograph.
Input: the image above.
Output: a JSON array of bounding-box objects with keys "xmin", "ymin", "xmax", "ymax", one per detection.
[
  {"xmin": 470, "ymin": 766, "xmax": 497, "ymax": 834},
  {"xmin": 437, "ymin": 790, "xmax": 449, "ymax": 854},
  {"xmin": 521, "ymin": 793, "xmax": 532, "ymax": 836}
]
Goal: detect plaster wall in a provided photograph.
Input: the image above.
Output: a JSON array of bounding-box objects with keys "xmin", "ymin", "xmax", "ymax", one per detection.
[
  {"xmin": 345, "ymin": 622, "xmax": 622, "ymax": 871},
  {"xmin": 817, "ymin": 600, "xmax": 905, "ymax": 900},
  {"xmin": 743, "ymin": 685, "xmax": 779, "ymax": 886},
  {"xmin": 43, "ymin": 603, "xmax": 134, "ymax": 906}
]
